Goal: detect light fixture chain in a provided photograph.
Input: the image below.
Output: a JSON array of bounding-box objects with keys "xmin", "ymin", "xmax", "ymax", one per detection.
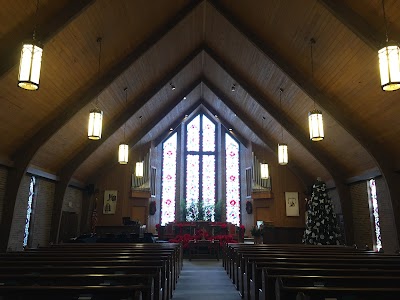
[
  {"xmin": 279, "ymin": 88, "xmax": 284, "ymax": 143},
  {"xmin": 33, "ymin": 0, "xmax": 40, "ymax": 40},
  {"xmin": 382, "ymin": 0, "xmax": 389, "ymax": 42},
  {"xmin": 124, "ymin": 87, "xmax": 128, "ymax": 142},
  {"xmin": 310, "ymin": 38, "xmax": 316, "ymax": 110},
  {"xmin": 95, "ymin": 37, "xmax": 102, "ymax": 108}
]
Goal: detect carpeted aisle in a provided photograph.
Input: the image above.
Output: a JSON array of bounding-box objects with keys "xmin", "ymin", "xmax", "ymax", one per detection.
[{"xmin": 173, "ymin": 259, "xmax": 242, "ymax": 300}]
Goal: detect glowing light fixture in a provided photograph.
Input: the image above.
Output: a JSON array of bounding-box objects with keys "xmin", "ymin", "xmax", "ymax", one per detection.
[
  {"xmin": 18, "ymin": 0, "xmax": 42, "ymax": 91},
  {"xmin": 308, "ymin": 38, "xmax": 324, "ymax": 141},
  {"xmin": 88, "ymin": 108, "xmax": 103, "ymax": 140},
  {"xmin": 135, "ymin": 161, "xmax": 144, "ymax": 177},
  {"xmin": 118, "ymin": 88, "xmax": 129, "ymax": 164},
  {"xmin": 260, "ymin": 163, "xmax": 269, "ymax": 179},
  {"xmin": 379, "ymin": 0, "xmax": 400, "ymax": 91},
  {"xmin": 118, "ymin": 144, "xmax": 129, "ymax": 164},
  {"xmin": 88, "ymin": 37, "xmax": 104, "ymax": 140},
  {"xmin": 278, "ymin": 144, "xmax": 288, "ymax": 165},
  {"xmin": 308, "ymin": 110, "xmax": 324, "ymax": 141}
]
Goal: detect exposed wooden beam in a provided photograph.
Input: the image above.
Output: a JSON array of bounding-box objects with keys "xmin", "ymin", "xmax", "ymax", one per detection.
[
  {"xmin": 50, "ymin": 56, "xmax": 203, "ymax": 243},
  {"xmin": 203, "ymin": 45, "xmax": 354, "ymax": 243},
  {"xmin": 200, "ymin": 101, "xmax": 248, "ymax": 147},
  {"xmin": 0, "ymin": 0, "xmax": 95, "ymax": 78},
  {"xmin": 202, "ymin": 78, "xmax": 313, "ymax": 189},
  {"xmin": 317, "ymin": 0, "xmax": 382, "ymax": 51},
  {"xmin": 0, "ymin": 1, "xmax": 203, "ymax": 251}
]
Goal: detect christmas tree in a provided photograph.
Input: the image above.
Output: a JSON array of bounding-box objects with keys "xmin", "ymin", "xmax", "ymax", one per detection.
[{"xmin": 302, "ymin": 178, "xmax": 343, "ymax": 245}]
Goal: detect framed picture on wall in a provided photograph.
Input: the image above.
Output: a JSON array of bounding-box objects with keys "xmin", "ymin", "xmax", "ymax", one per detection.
[
  {"xmin": 103, "ymin": 190, "xmax": 118, "ymax": 214},
  {"xmin": 285, "ymin": 192, "xmax": 299, "ymax": 216}
]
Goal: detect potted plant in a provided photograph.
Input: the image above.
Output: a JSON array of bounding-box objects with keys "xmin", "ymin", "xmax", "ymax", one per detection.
[{"xmin": 250, "ymin": 226, "xmax": 263, "ymax": 244}]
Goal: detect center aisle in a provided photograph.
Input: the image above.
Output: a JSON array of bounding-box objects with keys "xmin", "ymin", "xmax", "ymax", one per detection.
[{"xmin": 173, "ymin": 259, "xmax": 242, "ymax": 300}]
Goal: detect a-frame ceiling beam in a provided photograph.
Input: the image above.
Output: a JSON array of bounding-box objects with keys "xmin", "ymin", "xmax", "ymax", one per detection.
[
  {"xmin": 199, "ymin": 101, "xmax": 248, "ymax": 147},
  {"xmin": 88, "ymin": 99, "xmax": 203, "ymax": 184},
  {"xmin": 317, "ymin": 0, "xmax": 381, "ymax": 51},
  {"xmin": 0, "ymin": 1, "xmax": 203, "ymax": 252},
  {"xmin": 203, "ymin": 45, "xmax": 354, "ymax": 243},
  {"xmin": 0, "ymin": 0, "xmax": 95, "ymax": 78},
  {"xmin": 202, "ymin": 78, "xmax": 313, "ymax": 188},
  {"xmin": 209, "ymin": 1, "xmax": 400, "ymax": 243},
  {"xmin": 50, "ymin": 53, "xmax": 203, "ymax": 242}
]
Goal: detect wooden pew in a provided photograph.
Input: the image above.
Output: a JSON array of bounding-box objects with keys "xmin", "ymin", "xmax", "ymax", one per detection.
[
  {"xmin": 275, "ymin": 275, "xmax": 400, "ymax": 300},
  {"xmin": 1, "ymin": 243, "xmax": 181, "ymax": 300},
  {"xmin": 0, "ymin": 265, "xmax": 162, "ymax": 300},
  {"xmin": 224, "ymin": 243, "xmax": 400, "ymax": 300},
  {"xmin": 0, "ymin": 273, "xmax": 156, "ymax": 300},
  {"xmin": 0, "ymin": 284, "xmax": 146, "ymax": 300}
]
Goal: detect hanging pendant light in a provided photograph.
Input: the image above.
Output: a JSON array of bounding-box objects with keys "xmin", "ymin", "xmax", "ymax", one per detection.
[
  {"xmin": 308, "ymin": 38, "xmax": 324, "ymax": 141},
  {"xmin": 118, "ymin": 87, "xmax": 129, "ymax": 164},
  {"xmin": 18, "ymin": 0, "xmax": 43, "ymax": 91},
  {"xmin": 88, "ymin": 108, "xmax": 103, "ymax": 140},
  {"xmin": 118, "ymin": 144, "xmax": 129, "ymax": 164},
  {"xmin": 379, "ymin": 0, "xmax": 400, "ymax": 91},
  {"xmin": 260, "ymin": 163, "xmax": 269, "ymax": 179},
  {"xmin": 277, "ymin": 88, "xmax": 288, "ymax": 165},
  {"xmin": 278, "ymin": 144, "xmax": 288, "ymax": 165},
  {"xmin": 308, "ymin": 109, "xmax": 324, "ymax": 141},
  {"xmin": 88, "ymin": 37, "xmax": 104, "ymax": 140},
  {"xmin": 135, "ymin": 161, "xmax": 144, "ymax": 177}
]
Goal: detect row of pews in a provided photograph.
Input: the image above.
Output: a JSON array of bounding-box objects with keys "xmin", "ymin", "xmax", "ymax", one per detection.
[
  {"xmin": 223, "ymin": 243, "xmax": 400, "ymax": 300},
  {"xmin": 0, "ymin": 242, "xmax": 182, "ymax": 300}
]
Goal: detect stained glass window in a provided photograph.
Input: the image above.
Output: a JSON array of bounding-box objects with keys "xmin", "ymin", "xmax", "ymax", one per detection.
[
  {"xmin": 187, "ymin": 115, "xmax": 200, "ymax": 152},
  {"xmin": 186, "ymin": 154, "xmax": 200, "ymax": 221},
  {"xmin": 161, "ymin": 133, "xmax": 177, "ymax": 225},
  {"xmin": 368, "ymin": 179, "xmax": 382, "ymax": 251},
  {"xmin": 202, "ymin": 155, "xmax": 216, "ymax": 221},
  {"xmin": 186, "ymin": 114, "xmax": 216, "ymax": 221},
  {"xmin": 226, "ymin": 133, "xmax": 240, "ymax": 225},
  {"xmin": 202, "ymin": 116, "xmax": 215, "ymax": 152},
  {"xmin": 23, "ymin": 176, "xmax": 36, "ymax": 247}
]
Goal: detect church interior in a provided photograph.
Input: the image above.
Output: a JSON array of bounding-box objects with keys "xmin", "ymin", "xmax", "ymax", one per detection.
[{"xmin": 1, "ymin": 0, "xmax": 400, "ymax": 299}]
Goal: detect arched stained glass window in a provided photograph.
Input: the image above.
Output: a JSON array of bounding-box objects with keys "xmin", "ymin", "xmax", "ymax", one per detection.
[
  {"xmin": 23, "ymin": 176, "xmax": 36, "ymax": 247},
  {"xmin": 161, "ymin": 132, "xmax": 177, "ymax": 225},
  {"xmin": 226, "ymin": 133, "xmax": 240, "ymax": 225},
  {"xmin": 186, "ymin": 114, "xmax": 216, "ymax": 221}
]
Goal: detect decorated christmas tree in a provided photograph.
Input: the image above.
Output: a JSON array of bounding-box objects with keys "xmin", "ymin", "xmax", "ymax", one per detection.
[{"xmin": 302, "ymin": 178, "xmax": 343, "ymax": 245}]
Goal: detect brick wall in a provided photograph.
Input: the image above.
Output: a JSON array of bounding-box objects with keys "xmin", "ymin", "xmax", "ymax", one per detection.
[
  {"xmin": 30, "ymin": 178, "xmax": 55, "ymax": 248},
  {"xmin": 375, "ymin": 177, "xmax": 399, "ymax": 253},
  {"xmin": 0, "ymin": 166, "xmax": 8, "ymax": 224},
  {"xmin": 350, "ymin": 181, "xmax": 373, "ymax": 249},
  {"xmin": 7, "ymin": 175, "xmax": 31, "ymax": 251},
  {"xmin": 328, "ymin": 188, "xmax": 342, "ymax": 214},
  {"xmin": 63, "ymin": 186, "xmax": 83, "ymax": 235}
]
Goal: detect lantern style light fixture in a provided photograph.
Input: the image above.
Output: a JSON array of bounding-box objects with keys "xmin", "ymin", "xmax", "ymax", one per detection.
[
  {"xmin": 88, "ymin": 38, "xmax": 104, "ymax": 140},
  {"xmin": 260, "ymin": 163, "xmax": 269, "ymax": 179},
  {"xmin": 277, "ymin": 88, "xmax": 288, "ymax": 165},
  {"xmin": 18, "ymin": 0, "xmax": 43, "ymax": 91},
  {"xmin": 379, "ymin": 0, "xmax": 400, "ymax": 91},
  {"xmin": 308, "ymin": 109, "xmax": 324, "ymax": 141},
  {"xmin": 308, "ymin": 38, "xmax": 324, "ymax": 142},
  {"xmin": 118, "ymin": 88, "xmax": 129, "ymax": 164},
  {"xmin": 135, "ymin": 161, "xmax": 144, "ymax": 177}
]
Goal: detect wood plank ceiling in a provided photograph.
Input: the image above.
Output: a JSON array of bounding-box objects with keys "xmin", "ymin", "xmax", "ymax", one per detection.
[{"xmin": 0, "ymin": 0, "xmax": 398, "ymax": 189}]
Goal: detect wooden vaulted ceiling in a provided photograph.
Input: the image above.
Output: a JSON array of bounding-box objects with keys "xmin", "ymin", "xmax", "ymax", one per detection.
[{"xmin": 0, "ymin": 1, "xmax": 399, "ymax": 199}]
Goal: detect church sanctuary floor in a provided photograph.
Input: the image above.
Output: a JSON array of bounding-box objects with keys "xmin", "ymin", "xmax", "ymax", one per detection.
[{"xmin": 173, "ymin": 259, "xmax": 242, "ymax": 300}]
